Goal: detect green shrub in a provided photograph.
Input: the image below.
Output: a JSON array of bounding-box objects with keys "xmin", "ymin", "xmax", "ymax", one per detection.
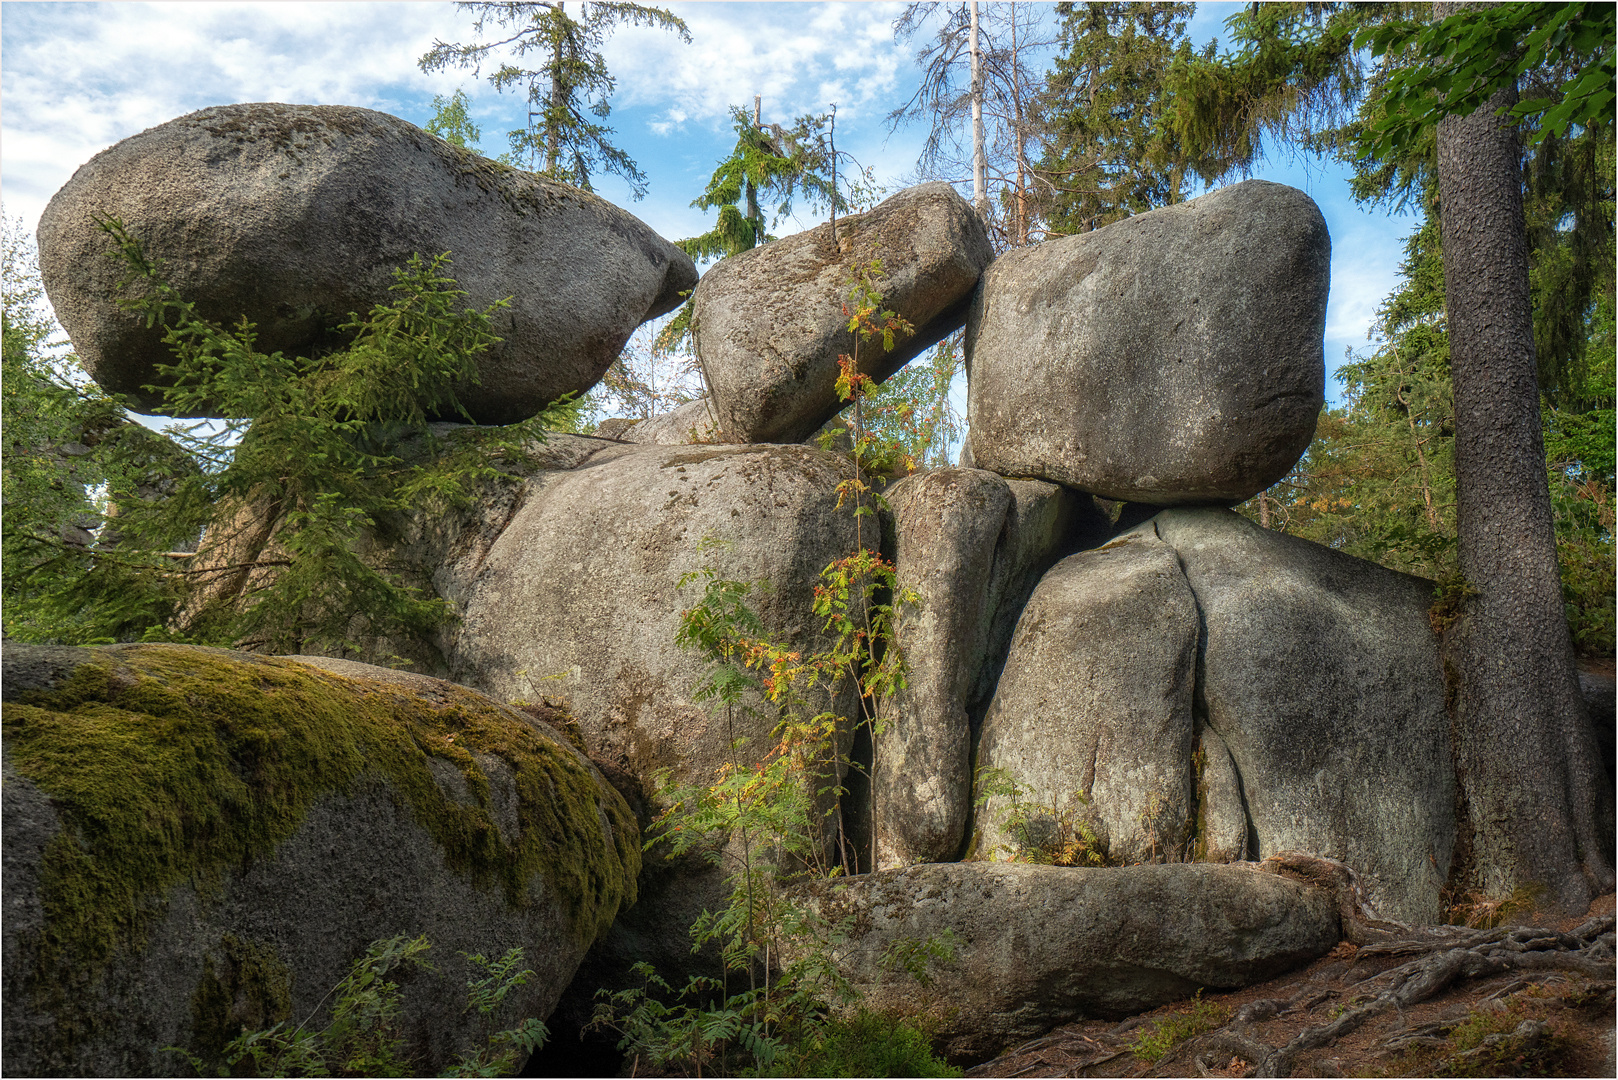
[
  {"xmin": 170, "ymin": 934, "xmax": 546, "ymax": 1077},
  {"xmin": 749, "ymin": 1009, "xmax": 960, "ymax": 1078},
  {"xmin": 1128, "ymin": 991, "xmax": 1227, "ymax": 1064}
]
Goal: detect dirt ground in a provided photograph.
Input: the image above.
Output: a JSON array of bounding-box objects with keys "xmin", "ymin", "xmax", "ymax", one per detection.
[{"xmin": 965, "ymin": 895, "xmax": 1616, "ymax": 1079}]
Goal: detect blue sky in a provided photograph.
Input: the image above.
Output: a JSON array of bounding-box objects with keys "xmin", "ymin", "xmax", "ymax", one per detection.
[{"xmin": 2, "ymin": 1, "xmax": 1420, "ymax": 416}]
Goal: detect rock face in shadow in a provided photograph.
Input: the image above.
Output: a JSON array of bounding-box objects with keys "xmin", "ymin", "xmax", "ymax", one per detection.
[
  {"xmin": 693, "ymin": 182, "xmax": 993, "ymax": 444},
  {"xmin": 876, "ymin": 468, "xmax": 1109, "ymax": 868},
  {"xmin": 788, "ymin": 861, "xmax": 1340, "ymax": 1063},
  {"xmin": 965, "ymin": 179, "xmax": 1329, "ymax": 504},
  {"xmin": 1151, "ymin": 507, "xmax": 1455, "ymax": 924},
  {"xmin": 975, "ymin": 527, "xmax": 1201, "ymax": 866},
  {"xmin": 37, "ymin": 103, "xmax": 695, "ymax": 426},
  {"xmin": 1, "ymin": 643, "xmax": 638, "ymax": 1078}
]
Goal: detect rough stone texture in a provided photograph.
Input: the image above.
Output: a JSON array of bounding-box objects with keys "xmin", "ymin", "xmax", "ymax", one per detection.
[
  {"xmin": 1198, "ymin": 726, "xmax": 1253, "ymax": 864},
  {"xmin": 618, "ymin": 397, "xmax": 725, "ymax": 445},
  {"xmin": 975, "ymin": 526, "xmax": 1201, "ymax": 866},
  {"xmin": 1151, "ymin": 507, "xmax": 1455, "ymax": 924},
  {"xmin": 1, "ymin": 643, "xmax": 638, "ymax": 1078},
  {"xmin": 965, "ymin": 179, "xmax": 1329, "ymax": 504},
  {"xmin": 875, "ymin": 469, "xmax": 1109, "ymax": 868},
  {"xmin": 693, "ymin": 182, "xmax": 993, "ymax": 444},
  {"xmin": 788, "ymin": 862, "xmax": 1340, "ymax": 1063},
  {"xmin": 37, "ymin": 103, "xmax": 696, "ymax": 426},
  {"xmin": 442, "ymin": 442, "xmax": 866, "ymax": 986}
]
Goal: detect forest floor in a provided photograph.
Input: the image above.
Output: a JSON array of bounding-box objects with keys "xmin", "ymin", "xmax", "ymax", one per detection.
[{"xmin": 966, "ymin": 894, "xmax": 1615, "ymax": 1079}]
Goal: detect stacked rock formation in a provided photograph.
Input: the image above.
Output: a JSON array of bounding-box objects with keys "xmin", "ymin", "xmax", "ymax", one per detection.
[{"xmin": 10, "ymin": 101, "xmax": 1503, "ymax": 1071}]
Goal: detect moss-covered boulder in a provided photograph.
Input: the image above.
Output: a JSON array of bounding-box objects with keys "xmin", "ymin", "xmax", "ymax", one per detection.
[{"xmin": 0, "ymin": 643, "xmax": 640, "ymax": 1077}]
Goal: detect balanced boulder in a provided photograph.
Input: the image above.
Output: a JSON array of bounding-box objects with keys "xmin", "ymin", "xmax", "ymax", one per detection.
[
  {"xmin": 1, "ymin": 643, "xmax": 639, "ymax": 1077},
  {"xmin": 788, "ymin": 862, "xmax": 1339, "ymax": 1063},
  {"xmin": 965, "ymin": 179, "xmax": 1329, "ymax": 504},
  {"xmin": 692, "ymin": 182, "xmax": 993, "ymax": 444},
  {"xmin": 37, "ymin": 103, "xmax": 696, "ymax": 426}
]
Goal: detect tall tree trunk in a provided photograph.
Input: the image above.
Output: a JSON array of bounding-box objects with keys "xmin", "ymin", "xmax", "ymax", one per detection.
[
  {"xmin": 545, "ymin": 2, "xmax": 566, "ymax": 175},
  {"xmin": 970, "ymin": 0, "xmax": 987, "ymax": 217},
  {"xmin": 747, "ymin": 95, "xmax": 763, "ymax": 242},
  {"xmin": 1434, "ymin": 1, "xmax": 1614, "ymax": 913}
]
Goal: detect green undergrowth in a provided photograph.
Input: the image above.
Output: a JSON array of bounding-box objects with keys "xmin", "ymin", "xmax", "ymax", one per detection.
[
  {"xmin": 1372, "ymin": 988, "xmax": 1584, "ymax": 1078},
  {"xmin": 747, "ymin": 1008, "xmax": 961, "ymax": 1077},
  {"xmin": 1128, "ymin": 991, "xmax": 1228, "ymax": 1064},
  {"xmin": 2, "ymin": 644, "xmax": 639, "ymax": 1025}
]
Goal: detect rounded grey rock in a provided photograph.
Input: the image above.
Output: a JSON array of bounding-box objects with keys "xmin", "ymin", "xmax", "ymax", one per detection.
[
  {"xmin": 693, "ymin": 182, "xmax": 993, "ymax": 444},
  {"xmin": 788, "ymin": 861, "xmax": 1340, "ymax": 1063},
  {"xmin": 965, "ymin": 179, "xmax": 1329, "ymax": 504},
  {"xmin": 37, "ymin": 103, "xmax": 696, "ymax": 425}
]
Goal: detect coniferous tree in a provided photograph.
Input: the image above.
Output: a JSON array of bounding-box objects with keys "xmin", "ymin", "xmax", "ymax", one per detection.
[
  {"xmin": 419, "ymin": 1, "xmax": 690, "ymax": 197},
  {"xmin": 680, "ymin": 101, "xmax": 841, "ymax": 263},
  {"xmin": 1038, "ymin": 2, "xmax": 1201, "ymax": 234},
  {"xmin": 1176, "ymin": 2, "xmax": 1615, "ymax": 911}
]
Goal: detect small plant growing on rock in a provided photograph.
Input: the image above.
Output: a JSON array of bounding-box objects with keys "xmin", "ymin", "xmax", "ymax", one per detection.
[
  {"xmin": 589, "ymin": 262, "xmax": 951, "ymax": 1076},
  {"xmin": 972, "ymin": 765, "xmax": 1108, "ymax": 866}
]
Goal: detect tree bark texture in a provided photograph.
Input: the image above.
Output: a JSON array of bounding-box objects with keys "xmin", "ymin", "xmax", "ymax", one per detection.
[{"xmin": 1434, "ymin": 1, "xmax": 1615, "ymax": 912}]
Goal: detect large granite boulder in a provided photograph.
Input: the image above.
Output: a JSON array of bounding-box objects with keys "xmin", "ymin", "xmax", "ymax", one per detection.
[
  {"xmin": 1, "ymin": 643, "xmax": 639, "ymax": 1078},
  {"xmin": 875, "ymin": 468, "xmax": 1109, "ymax": 868},
  {"xmin": 435, "ymin": 441, "xmax": 868, "ymax": 990},
  {"xmin": 1151, "ymin": 508, "xmax": 1455, "ymax": 924},
  {"xmin": 692, "ymin": 182, "xmax": 993, "ymax": 444},
  {"xmin": 964, "ymin": 179, "xmax": 1329, "ymax": 504},
  {"xmin": 788, "ymin": 862, "xmax": 1340, "ymax": 1063},
  {"xmin": 37, "ymin": 103, "xmax": 696, "ymax": 426},
  {"xmin": 972, "ymin": 508, "xmax": 1454, "ymax": 922},
  {"xmin": 974, "ymin": 528, "xmax": 1201, "ymax": 867}
]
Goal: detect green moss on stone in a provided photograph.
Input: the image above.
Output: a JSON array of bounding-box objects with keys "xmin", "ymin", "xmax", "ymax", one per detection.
[{"xmin": 2, "ymin": 645, "xmax": 640, "ymax": 990}]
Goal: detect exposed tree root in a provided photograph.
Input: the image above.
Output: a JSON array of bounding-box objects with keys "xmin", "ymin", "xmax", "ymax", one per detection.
[
  {"xmin": 1179, "ymin": 913, "xmax": 1613, "ymax": 1077},
  {"xmin": 967, "ymin": 861, "xmax": 1615, "ymax": 1079}
]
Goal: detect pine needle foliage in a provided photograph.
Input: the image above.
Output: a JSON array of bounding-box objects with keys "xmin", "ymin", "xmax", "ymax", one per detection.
[
  {"xmin": 1039, "ymin": 2, "xmax": 1201, "ymax": 235},
  {"xmin": 5, "ymin": 217, "xmax": 576, "ymax": 657},
  {"xmin": 419, "ymin": 1, "xmax": 690, "ymax": 196}
]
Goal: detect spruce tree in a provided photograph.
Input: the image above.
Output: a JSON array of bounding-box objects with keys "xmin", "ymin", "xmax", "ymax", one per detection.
[
  {"xmin": 419, "ymin": 1, "xmax": 690, "ymax": 197},
  {"xmin": 1039, "ymin": 2, "xmax": 1200, "ymax": 234}
]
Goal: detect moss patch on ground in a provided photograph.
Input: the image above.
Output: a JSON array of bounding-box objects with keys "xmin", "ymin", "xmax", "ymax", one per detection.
[{"xmin": 2, "ymin": 644, "xmax": 640, "ymax": 993}]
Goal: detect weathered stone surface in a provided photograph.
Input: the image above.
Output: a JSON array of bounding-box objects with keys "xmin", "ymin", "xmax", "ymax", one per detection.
[
  {"xmin": 965, "ymin": 179, "xmax": 1329, "ymax": 504},
  {"xmin": 974, "ymin": 526, "xmax": 1200, "ymax": 866},
  {"xmin": 1, "ymin": 643, "xmax": 638, "ymax": 1078},
  {"xmin": 618, "ymin": 397, "xmax": 725, "ymax": 445},
  {"xmin": 876, "ymin": 469, "xmax": 1108, "ymax": 867},
  {"xmin": 37, "ymin": 103, "xmax": 696, "ymax": 426},
  {"xmin": 442, "ymin": 442, "xmax": 866, "ymax": 984},
  {"xmin": 693, "ymin": 182, "xmax": 993, "ymax": 444},
  {"xmin": 1151, "ymin": 507, "xmax": 1455, "ymax": 924},
  {"xmin": 788, "ymin": 862, "xmax": 1340, "ymax": 1062}
]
